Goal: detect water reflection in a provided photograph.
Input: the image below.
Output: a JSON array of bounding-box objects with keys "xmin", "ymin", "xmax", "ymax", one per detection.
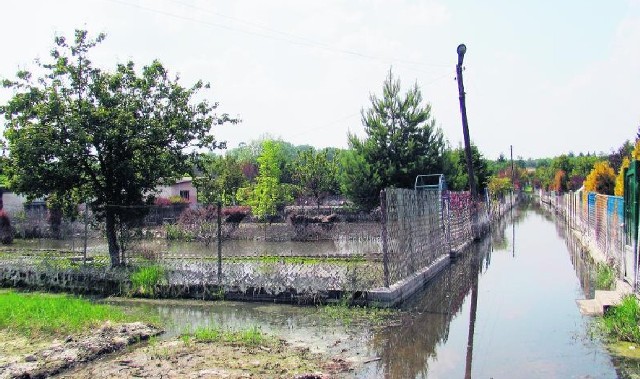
[
  {"xmin": 363, "ymin": 239, "xmax": 491, "ymax": 379},
  {"xmin": 360, "ymin": 204, "xmax": 616, "ymax": 378},
  {"xmin": 109, "ymin": 204, "xmax": 620, "ymax": 378},
  {"xmin": 10, "ymin": 237, "xmax": 381, "ymax": 257}
]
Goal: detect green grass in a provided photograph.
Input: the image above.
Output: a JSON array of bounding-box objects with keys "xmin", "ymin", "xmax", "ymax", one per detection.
[
  {"xmin": 0, "ymin": 291, "xmax": 133, "ymax": 338},
  {"xmin": 319, "ymin": 294, "xmax": 396, "ymax": 326},
  {"xmin": 130, "ymin": 265, "xmax": 166, "ymax": 296},
  {"xmin": 184, "ymin": 324, "xmax": 268, "ymax": 346},
  {"xmin": 600, "ymin": 295, "xmax": 640, "ymax": 344},
  {"xmin": 595, "ymin": 263, "xmax": 616, "ymax": 290}
]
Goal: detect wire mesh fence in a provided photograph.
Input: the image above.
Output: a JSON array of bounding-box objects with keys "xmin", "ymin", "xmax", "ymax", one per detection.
[
  {"xmin": 1, "ymin": 189, "xmax": 516, "ymax": 300},
  {"xmin": 540, "ymin": 190, "xmax": 628, "ymax": 284}
]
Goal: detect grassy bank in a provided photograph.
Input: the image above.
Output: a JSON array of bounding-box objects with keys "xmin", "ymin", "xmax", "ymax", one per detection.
[
  {"xmin": 0, "ymin": 290, "xmax": 139, "ymax": 338},
  {"xmin": 599, "ymin": 295, "xmax": 640, "ymax": 344}
]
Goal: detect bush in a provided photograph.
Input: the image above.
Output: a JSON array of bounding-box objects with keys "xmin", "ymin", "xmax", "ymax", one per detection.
[
  {"xmin": 601, "ymin": 295, "xmax": 640, "ymax": 343},
  {"xmin": 130, "ymin": 265, "xmax": 166, "ymax": 297}
]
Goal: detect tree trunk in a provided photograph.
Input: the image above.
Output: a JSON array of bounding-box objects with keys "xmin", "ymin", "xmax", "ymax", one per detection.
[{"xmin": 105, "ymin": 210, "xmax": 121, "ymax": 267}]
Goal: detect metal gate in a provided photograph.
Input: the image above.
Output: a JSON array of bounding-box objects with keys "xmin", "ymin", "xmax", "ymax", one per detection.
[{"xmin": 623, "ymin": 161, "xmax": 640, "ymax": 284}]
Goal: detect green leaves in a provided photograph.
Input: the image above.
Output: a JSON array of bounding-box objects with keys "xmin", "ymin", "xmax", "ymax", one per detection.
[
  {"xmin": 343, "ymin": 69, "xmax": 445, "ymax": 209},
  {"xmin": 1, "ymin": 29, "xmax": 238, "ymax": 266},
  {"xmin": 248, "ymin": 140, "xmax": 292, "ymax": 220},
  {"xmin": 291, "ymin": 149, "xmax": 338, "ymax": 208}
]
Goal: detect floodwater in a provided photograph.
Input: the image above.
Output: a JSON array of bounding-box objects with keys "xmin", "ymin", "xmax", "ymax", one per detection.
[
  {"xmin": 110, "ymin": 202, "xmax": 631, "ymax": 378},
  {"xmin": 10, "ymin": 235, "xmax": 381, "ymax": 257}
]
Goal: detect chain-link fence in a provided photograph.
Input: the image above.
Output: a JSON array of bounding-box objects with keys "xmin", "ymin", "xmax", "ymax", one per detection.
[
  {"xmin": 540, "ymin": 190, "xmax": 629, "ymax": 285},
  {"xmin": 1, "ymin": 189, "xmax": 517, "ymax": 301}
]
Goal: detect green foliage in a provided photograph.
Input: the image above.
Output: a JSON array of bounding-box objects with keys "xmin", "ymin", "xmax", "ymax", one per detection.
[
  {"xmin": 247, "ymin": 140, "xmax": 293, "ymax": 220},
  {"xmin": 193, "ymin": 154, "xmax": 247, "ymax": 205},
  {"xmin": 344, "ymin": 70, "xmax": 445, "ymax": 209},
  {"xmin": 531, "ymin": 153, "xmax": 601, "ymax": 190},
  {"xmin": 487, "ymin": 176, "xmax": 513, "ymax": 199},
  {"xmin": 338, "ymin": 149, "xmax": 380, "ymax": 210},
  {"xmin": 595, "ymin": 263, "xmax": 616, "ymax": 290},
  {"xmin": 291, "ymin": 148, "xmax": 338, "ymax": 208},
  {"xmin": 130, "ymin": 265, "xmax": 166, "ymax": 296},
  {"xmin": 0, "ymin": 291, "xmax": 132, "ymax": 338},
  {"xmin": 0, "ymin": 30, "xmax": 238, "ymax": 267},
  {"xmin": 444, "ymin": 144, "xmax": 490, "ymax": 192},
  {"xmin": 239, "ymin": 325, "xmax": 265, "ymax": 345},
  {"xmin": 193, "ymin": 325, "xmax": 222, "ymax": 342},
  {"xmin": 600, "ymin": 295, "xmax": 640, "ymax": 344}
]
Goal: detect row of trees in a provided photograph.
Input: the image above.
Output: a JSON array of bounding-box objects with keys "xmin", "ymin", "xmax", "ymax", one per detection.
[
  {"xmin": 527, "ymin": 137, "xmax": 639, "ymax": 196},
  {"xmin": 191, "ymin": 70, "xmax": 494, "ymax": 216}
]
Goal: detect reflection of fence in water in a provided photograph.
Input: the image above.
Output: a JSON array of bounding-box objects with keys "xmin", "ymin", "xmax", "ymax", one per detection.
[{"xmin": 371, "ymin": 238, "xmax": 491, "ymax": 379}]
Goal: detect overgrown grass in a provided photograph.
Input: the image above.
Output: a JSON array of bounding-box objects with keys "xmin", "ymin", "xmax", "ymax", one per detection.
[
  {"xmin": 130, "ymin": 265, "xmax": 166, "ymax": 296},
  {"xmin": 600, "ymin": 295, "xmax": 640, "ymax": 344},
  {"xmin": 183, "ymin": 324, "xmax": 268, "ymax": 346},
  {"xmin": 595, "ymin": 263, "xmax": 616, "ymax": 290},
  {"xmin": 0, "ymin": 291, "xmax": 133, "ymax": 338}
]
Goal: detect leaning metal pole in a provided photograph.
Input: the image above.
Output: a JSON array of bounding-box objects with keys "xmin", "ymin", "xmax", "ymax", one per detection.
[{"xmin": 456, "ymin": 44, "xmax": 477, "ymax": 200}]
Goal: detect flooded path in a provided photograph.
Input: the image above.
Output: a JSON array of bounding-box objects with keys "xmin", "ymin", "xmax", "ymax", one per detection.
[{"xmin": 111, "ymin": 203, "xmax": 626, "ymax": 378}]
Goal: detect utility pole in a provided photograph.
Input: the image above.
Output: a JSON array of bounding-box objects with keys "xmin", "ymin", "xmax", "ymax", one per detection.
[{"xmin": 456, "ymin": 44, "xmax": 477, "ymax": 199}]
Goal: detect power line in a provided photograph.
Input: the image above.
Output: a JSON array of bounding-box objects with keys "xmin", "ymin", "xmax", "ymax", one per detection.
[
  {"xmin": 165, "ymin": 0, "xmax": 450, "ymax": 69},
  {"xmin": 102, "ymin": 0, "xmax": 451, "ymax": 73}
]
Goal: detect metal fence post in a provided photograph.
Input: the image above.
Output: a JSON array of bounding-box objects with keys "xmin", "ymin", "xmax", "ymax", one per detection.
[
  {"xmin": 380, "ymin": 190, "xmax": 390, "ymax": 287},
  {"xmin": 217, "ymin": 201, "xmax": 222, "ymax": 285},
  {"xmin": 83, "ymin": 201, "xmax": 89, "ymax": 265}
]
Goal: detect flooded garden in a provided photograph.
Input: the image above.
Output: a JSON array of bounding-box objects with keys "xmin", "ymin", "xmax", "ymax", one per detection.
[{"xmin": 2, "ymin": 201, "xmax": 639, "ymax": 378}]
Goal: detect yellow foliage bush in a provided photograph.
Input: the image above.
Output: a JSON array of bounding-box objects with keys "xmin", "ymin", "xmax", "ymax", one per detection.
[{"xmin": 584, "ymin": 161, "xmax": 615, "ymax": 195}]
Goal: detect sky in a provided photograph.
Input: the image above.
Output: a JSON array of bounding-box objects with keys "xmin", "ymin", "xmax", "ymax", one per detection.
[{"xmin": 1, "ymin": 0, "xmax": 638, "ymax": 160}]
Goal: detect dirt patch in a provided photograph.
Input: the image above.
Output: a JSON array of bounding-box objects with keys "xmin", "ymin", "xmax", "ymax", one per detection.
[
  {"xmin": 0, "ymin": 322, "xmax": 161, "ymax": 379},
  {"xmin": 0, "ymin": 323, "xmax": 352, "ymax": 379},
  {"xmin": 57, "ymin": 337, "xmax": 351, "ymax": 379}
]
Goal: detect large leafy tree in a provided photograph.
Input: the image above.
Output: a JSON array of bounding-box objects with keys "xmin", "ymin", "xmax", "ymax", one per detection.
[
  {"xmin": 345, "ymin": 70, "xmax": 445, "ymax": 209},
  {"xmin": 0, "ymin": 30, "xmax": 237, "ymax": 267},
  {"xmin": 291, "ymin": 148, "xmax": 338, "ymax": 209}
]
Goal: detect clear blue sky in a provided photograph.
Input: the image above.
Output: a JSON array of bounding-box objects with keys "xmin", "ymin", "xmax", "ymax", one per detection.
[{"xmin": 1, "ymin": 0, "xmax": 638, "ymax": 159}]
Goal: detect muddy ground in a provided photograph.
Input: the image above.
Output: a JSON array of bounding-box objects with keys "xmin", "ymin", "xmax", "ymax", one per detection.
[{"xmin": 0, "ymin": 322, "xmax": 352, "ymax": 379}]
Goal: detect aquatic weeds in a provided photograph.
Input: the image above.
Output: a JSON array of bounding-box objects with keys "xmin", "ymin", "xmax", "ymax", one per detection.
[{"xmin": 319, "ymin": 293, "xmax": 396, "ymax": 326}]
